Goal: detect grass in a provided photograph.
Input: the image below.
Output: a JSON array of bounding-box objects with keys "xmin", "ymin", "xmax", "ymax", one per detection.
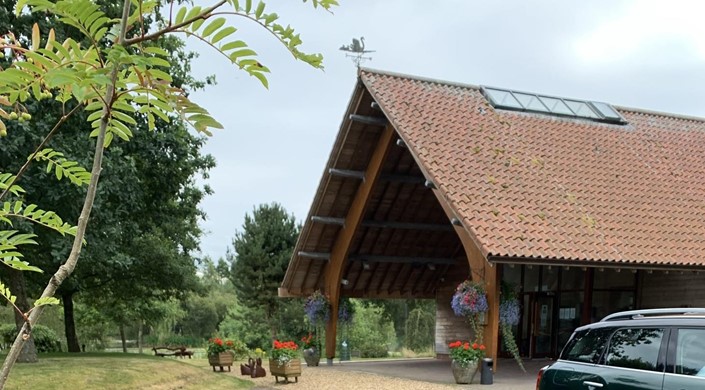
[{"xmin": 2, "ymin": 353, "xmax": 253, "ymax": 390}]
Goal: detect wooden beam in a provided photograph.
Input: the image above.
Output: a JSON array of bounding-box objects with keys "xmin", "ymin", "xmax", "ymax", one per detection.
[
  {"xmin": 297, "ymin": 251, "xmax": 329, "ymax": 260},
  {"xmin": 324, "ymin": 124, "xmax": 395, "ymax": 363},
  {"xmin": 361, "ymin": 220, "xmax": 453, "ymax": 232},
  {"xmin": 328, "ymin": 168, "xmax": 365, "ymax": 180},
  {"xmin": 349, "ymin": 114, "xmax": 388, "ymax": 127},
  {"xmin": 328, "ymin": 168, "xmax": 425, "ymax": 185},
  {"xmin": 311, "ymin": 216, "xmax": 452, "ymax": 232},
  {"xmin": 350, "ymin": 255, "xmax": 456, "ymax": 265},
  {"xmin": 310, "ymin": 216, "xmax": 345, "ymax": 225}
]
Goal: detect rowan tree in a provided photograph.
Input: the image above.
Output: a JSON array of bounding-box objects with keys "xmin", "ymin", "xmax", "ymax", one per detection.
[{"xmin": 0, "ymin": 0, "xmax": 337, "ymax": 385}]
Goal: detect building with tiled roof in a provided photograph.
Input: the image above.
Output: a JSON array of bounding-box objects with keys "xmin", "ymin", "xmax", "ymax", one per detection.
[{"xmin": 280, "ymin": 68, "xmax": 705, "ymax": 365}]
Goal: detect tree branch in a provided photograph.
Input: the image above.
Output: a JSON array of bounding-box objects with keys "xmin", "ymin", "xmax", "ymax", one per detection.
[
  {"xmin": 123, "ymin": 0, "xmax": 227, "ymax": 45},
  {"xmin": 0, "ymin": 0, "xmax": 133, "ymax": 385},
  {"xmin": 0, "ymin": 103, "xmax": 83, "ymax": 203}
]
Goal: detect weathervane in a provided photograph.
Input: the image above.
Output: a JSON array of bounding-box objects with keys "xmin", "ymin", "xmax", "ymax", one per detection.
[{"xmin": 339, "ymin": 36, "xmax": 375, "ymax": 67}]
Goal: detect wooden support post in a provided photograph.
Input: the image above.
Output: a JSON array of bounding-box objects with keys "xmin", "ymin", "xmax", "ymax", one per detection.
[
  {"xmin": 429, "ymin": 189, "xmax": 501, "ymax": 371},
  {"xmin": 324, "ymin": 124, "xmax": 395, "ymax": 362}
]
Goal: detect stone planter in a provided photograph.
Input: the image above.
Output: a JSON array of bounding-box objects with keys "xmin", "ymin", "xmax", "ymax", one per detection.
[
  {"xmin": 451, "ymin": 359, "xmax": 479, "ymax": 384},
  {"xmin": 269, "ymin": 358, "xmax": 302, "ymax": 383},
  {"xmin": 208, "ymin": 352, "xmax": 234, "ymax": 372},
  {"xmin": 303, "ymin": 347, "xmax": 321, "ymax": 366}
]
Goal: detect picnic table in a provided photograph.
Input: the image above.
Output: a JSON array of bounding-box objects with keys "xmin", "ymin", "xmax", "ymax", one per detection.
[{"xmin": 152, "ymin": 346, "xmax": 194, "ymax": 359}]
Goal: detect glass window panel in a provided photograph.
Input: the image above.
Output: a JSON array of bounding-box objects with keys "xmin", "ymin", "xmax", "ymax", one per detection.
[
  {"xmin": 676, "ymin": 329, "xmax": 705, "ymax": 376},
  {"xmin": 593, "ymin": 269, "xmax": 636, "ymax": 289},
  {"xmin": 605, "ymin": 328, "xmax": 664, "ymax": 372},
  {"xmin": 485, "ymin": 88, "xmax": 523, "ymax": 109},
  {"xmin": 591, "ymin": 101, "xmax": 622, "ymax": 120},
  {"xmin": 541, "ymin": 266, "xmax": 558, "ymax": 291},
  {"xmin": 524, "ymin": 266, "xmax": 539, "ymax": 292},
  {"xmin": 562, "ymin": 328, "xmax": 612, "ymax": 363},
  {"xmin": 513, "ymin": 92, "xmax": 549, "ymax": 112},
  {"xmin": 502, "ymin": 264, "xmax": 522, "ymax": 288},
  {"xmin": 592, "ymin": 291, "xmax": 636, "ymax": 322},
  {"xmin": 539, "ymin": 96, "xmax": 575, "ymax": 116},
  {"xmin": 560, "ymin": 267, "xmax": 585, "ymax": 290},
  {"xmin": 558, "ymin": 292, "xmax": 583, "ymax": 350},
  {"xmin": 565, "ymin": 100, "xmax": 600, "ymax": 119}
]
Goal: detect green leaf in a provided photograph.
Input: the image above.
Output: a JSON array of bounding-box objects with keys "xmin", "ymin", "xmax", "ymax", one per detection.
[
  {"xmin": 34, "ymin": 297, "xmax": 60, "ymax": 307},
  {"xmin": 175, "ymin": 6, "xmax": 187, "ymax": 24},
  {"xmin": 255, "ymin": 2, "xmax": 265, "ymax": 19},
  {"xmin": 212, "ymin": 26, "xmax": 236, "ymax": 44},
  {"xmin": 251, "ymin": 71, "xmax": 269, "ymax": 89},
  {"xmin": 221, "ymin": 40, "xmax": 247, "ymax": 51},
  {"xmin": 4, "ymin": 259, "xmax": 43, "ymax": 273},
  {"xmin": 245, "ymin": 0, "xmax": 252, "ymax": 13},
  {"xmin": 202, "ymin": 17, "xmax": 226, "ymax": 37}
]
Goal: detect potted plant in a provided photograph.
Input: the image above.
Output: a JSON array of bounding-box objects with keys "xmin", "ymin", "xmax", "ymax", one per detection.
[
  {"xmin": 269, "ymin": 340, "xmax": 302, "ymax": 383},
  {"xmin": 451, "ymin": 279, "xmax": 489, "ymax": 341},
  {"xmin": 301, "ymin": 332, "xmax": 321, "ymax": 366},
  {"xmin": 448, "ymin": 340, "xmax": 485, "ymax": 384},
  {"xmin": 207, "ymin": 338, "xmax": 248, "ymax": 372}
]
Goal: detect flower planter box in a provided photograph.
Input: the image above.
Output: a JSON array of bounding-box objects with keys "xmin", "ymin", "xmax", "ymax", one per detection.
[
  {"xmin": 269, "ymin": 358, "xmax": 301, "ymax": 383},
  {"xmin": 208, "ymin": 352, "xmax": 234, "ymax": 372}
]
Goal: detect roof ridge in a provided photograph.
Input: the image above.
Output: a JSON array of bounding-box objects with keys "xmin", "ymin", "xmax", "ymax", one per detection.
[
  {"xmin": 359, "ymin": 67, "xmax": 481, "ymax": 91},
  {"xmin": 615, "ymin": 105, "xmax": 705, "ymax": 124},
  {"xmin": 360, "ymin": 67, "xmax": 705, "ymax": 124}
]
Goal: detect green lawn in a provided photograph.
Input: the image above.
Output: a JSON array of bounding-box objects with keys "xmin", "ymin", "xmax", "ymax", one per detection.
[{"xmin": 2, "ymin": 353, "xmax": 252, "ymax": 389}]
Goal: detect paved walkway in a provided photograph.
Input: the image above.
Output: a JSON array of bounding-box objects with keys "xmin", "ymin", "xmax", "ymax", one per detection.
[{"xmin": 332, "ymin": 358, "xmax": 546, "ymax": 389}]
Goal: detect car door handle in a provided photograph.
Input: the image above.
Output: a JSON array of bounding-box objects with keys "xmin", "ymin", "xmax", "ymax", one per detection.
[{"xmin": 583, "ymin": 381, "xmax": 604, "ymax": 388}]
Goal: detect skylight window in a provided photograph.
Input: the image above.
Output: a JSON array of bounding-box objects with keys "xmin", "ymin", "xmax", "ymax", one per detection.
[{"xmin": 481, "ymin": 86, "xmax": 627, "ymax": 125}]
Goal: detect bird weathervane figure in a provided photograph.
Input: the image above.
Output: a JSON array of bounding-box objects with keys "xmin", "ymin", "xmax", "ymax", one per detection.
[{"xmin": 340, "ymin": 36, "xmax": 375, "ymax": 67}]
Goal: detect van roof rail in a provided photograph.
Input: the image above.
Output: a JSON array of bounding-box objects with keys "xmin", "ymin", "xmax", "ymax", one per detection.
[{"xmin": 601, "ymin": 308, "xmax": 705, "ymax": 322}]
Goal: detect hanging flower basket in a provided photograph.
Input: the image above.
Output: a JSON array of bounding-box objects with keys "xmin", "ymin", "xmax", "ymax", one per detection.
[
  {"xmin": 304, "ymin": 290, "xmax": 330, "ymax": 326},
  {"xmin": 451, "ymin": 279, "xmax": 488, "ymax": 342},
  {"xmin": 500, "ymin": 281, "xmax": 525, "ymax": 372}
]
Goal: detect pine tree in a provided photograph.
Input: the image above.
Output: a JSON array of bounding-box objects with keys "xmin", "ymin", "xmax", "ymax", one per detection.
[{"xmin": 228, "ymin": 203, "xmax": 299, "ymax": 339}]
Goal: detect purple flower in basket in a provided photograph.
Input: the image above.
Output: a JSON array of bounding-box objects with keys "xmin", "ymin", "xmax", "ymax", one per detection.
[
  {"xmin": 304, "ymin": 290, "xmax": 330, "ymax": 326},
  {"xmin": 451, "ymin": 280, "xmax": 488, "ymax": 317},
  {"xmin": 499, "ymin": 298, "xmax": 520, "ymax": 326}
]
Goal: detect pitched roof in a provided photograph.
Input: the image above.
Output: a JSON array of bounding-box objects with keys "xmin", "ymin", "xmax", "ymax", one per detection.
[{"xmin": 360, "ymin": 68, "xmax": 705, "ymax": 268}]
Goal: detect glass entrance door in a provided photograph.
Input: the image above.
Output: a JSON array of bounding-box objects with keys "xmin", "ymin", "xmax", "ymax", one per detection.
[{"xmin": 532, "ymin": 294, "xmax": 555, "ymax": 358}]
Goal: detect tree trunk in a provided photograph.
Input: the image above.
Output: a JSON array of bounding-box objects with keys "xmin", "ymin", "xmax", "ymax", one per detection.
[
  {"xmin": 137, "ymin": 321, "xmax": 143, "ymax": 354},
  {"xmin": 62, "ymin": 292, "xmax": 81, "ymax": 353},
  {"xmin": 119, "ymin": 324, "xmax": 127, "ymax": 353},
  {"xmin": 8, "ymin": 270, "xmax": 38, "ymax": 363}
]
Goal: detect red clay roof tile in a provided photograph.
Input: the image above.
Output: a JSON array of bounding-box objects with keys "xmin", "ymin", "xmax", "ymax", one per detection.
[{"xmin": 360, "ymin": 68, "xmax": 705, "ymax": 267}]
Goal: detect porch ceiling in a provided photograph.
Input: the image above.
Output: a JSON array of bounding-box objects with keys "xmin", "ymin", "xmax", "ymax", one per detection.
[{"xmin": 282, "ymin": 85, "xmax": 468, "ymax": 299}]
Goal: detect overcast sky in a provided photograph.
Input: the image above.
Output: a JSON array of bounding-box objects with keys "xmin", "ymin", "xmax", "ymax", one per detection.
[{"xmin": 185, "ymin": 0, "xmax": 705, "ymax": 261}]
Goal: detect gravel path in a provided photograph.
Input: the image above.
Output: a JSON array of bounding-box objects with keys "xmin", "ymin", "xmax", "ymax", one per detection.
[{"xmin": 237, "ymin": 364, "xmax": 459, "ymax": 390}]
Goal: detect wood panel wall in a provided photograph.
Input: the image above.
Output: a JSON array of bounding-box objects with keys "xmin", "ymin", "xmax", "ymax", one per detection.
[
  {"xmin": 434, "ymin": 283, "xmax": 473, "ymax": 356},
  {"xmin": 639, "ymin": 272, "xmax": 705, "ymax": 308}
]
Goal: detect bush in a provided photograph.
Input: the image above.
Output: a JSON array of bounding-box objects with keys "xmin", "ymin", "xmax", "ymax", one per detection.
[
  {"xmin": 0, "ymin": 323, "xmax": 61, "ymax": 352},
  {"xmin": 144, "ymin": 334, "xmax": 202, "ymax": 347},
  {"xmin": 358, "ymin": 343, "xmax": 388, "ymax": 358},
  {"xmin": 348, "ymin": 301, "xmax": 394, "ymax": 359},
  {"xmin": 404, "ymin": 306, "xmax": 435, "ymax": 352}
]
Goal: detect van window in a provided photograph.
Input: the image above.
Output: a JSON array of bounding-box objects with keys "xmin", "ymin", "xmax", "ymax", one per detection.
[
  {"xmin": 605, "ymin": 328, "xmax": 664, "ymax": 372},
  {"xmin": 675, "ymin": 329, "xmax": 705, "ymax": 376},
  {"xmin": 562, "ymin": 328, "xmax": 612, "ymax": 363}
]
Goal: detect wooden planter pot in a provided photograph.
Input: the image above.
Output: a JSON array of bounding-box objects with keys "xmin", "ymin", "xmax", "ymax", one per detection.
[
  {"xmin": 269, "ymin": 358, "xmax": 301, "ymax": 383},
  {"xmin": 209, "ymin": 352, "xmax": 234, "ymax": 372}
]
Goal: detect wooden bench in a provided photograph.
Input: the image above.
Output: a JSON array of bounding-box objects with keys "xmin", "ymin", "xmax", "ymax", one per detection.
[{"xmin": 152, "ymin": 346, "xmax": 193, "ymax": 359}]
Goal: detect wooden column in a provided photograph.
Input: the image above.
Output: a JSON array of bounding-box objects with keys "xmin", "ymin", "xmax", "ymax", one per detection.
[
  {"xmin": 431, "ymin": 189, "xmax": 500, "ymax": 370},
  {"xmin": 324, "ymin": 125, "xmax": 395, "ymax": 364}
]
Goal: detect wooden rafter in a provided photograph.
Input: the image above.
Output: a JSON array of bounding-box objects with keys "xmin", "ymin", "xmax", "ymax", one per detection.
[{"xmin": 324, "ymin": 124, "xmax": 395, "ymax": 362}]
